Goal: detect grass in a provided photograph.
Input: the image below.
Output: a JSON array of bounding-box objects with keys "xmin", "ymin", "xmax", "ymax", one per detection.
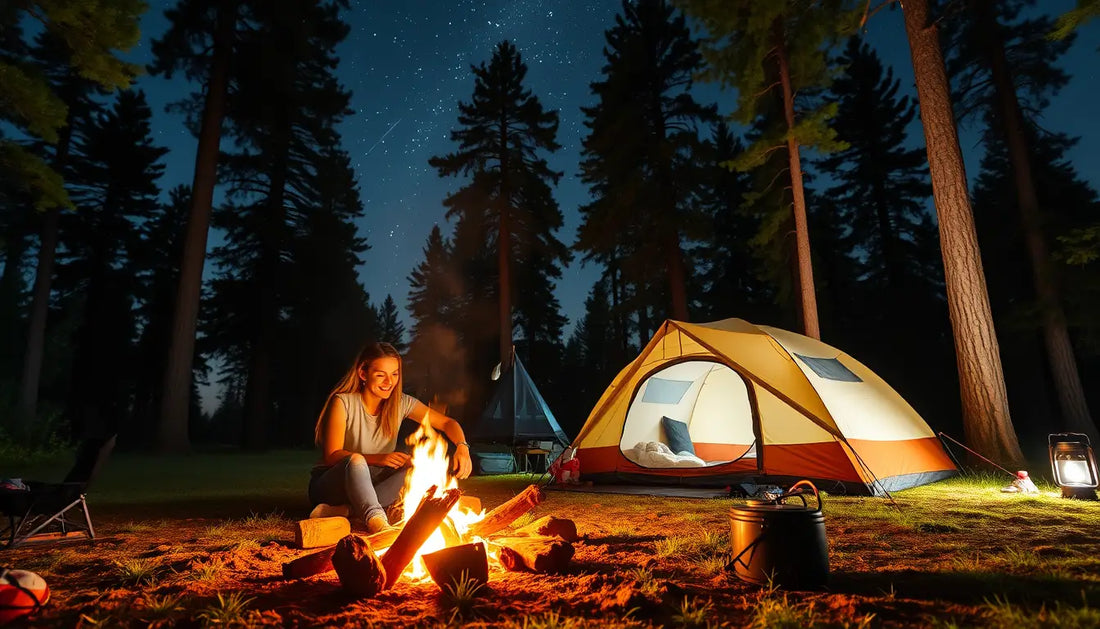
[
  {"xmin": 195, "ymin": 592, "xmax": 254, "ymax": 627},
  {"xmin": 4, "ymin": 451, "xmax": 1099, "ymax": 628}
]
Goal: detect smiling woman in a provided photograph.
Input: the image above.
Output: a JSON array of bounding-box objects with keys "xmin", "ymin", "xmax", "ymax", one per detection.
[{"xmin": 308, "ymin": 342, "xmax": 473, "ymax": 533}]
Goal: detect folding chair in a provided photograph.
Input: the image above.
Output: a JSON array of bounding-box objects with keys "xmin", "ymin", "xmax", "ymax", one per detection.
[{"xmin": 0, "ymin": 434, "xmax": 116, "ymax": 549}]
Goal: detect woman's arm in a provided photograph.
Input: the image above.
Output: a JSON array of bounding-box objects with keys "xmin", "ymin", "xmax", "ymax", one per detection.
[
  {"xmin": 319, "ymin": 396, "xmax": 355, "ymax": 466},
  {"xmin": 408, "ymin": 399, "xmax": 473, "ymax": 479},
  {"xmin": 320, "ymin": 396, "xmax": 408, "ymax": 468}
]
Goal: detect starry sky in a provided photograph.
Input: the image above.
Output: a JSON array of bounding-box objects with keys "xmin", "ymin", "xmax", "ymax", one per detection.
[{"xmin": 129, "ymin": 0, "xmax": 1100, "ymax": 338}]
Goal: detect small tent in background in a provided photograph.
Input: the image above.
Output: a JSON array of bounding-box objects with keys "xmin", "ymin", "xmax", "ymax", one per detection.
[
  {"xmin": 467, "ymin": 350, "xmax": 570, "ymax": 474},
  {"xmin": 570, "ymin": 318, "xmax": 957, "ymax": 495}
]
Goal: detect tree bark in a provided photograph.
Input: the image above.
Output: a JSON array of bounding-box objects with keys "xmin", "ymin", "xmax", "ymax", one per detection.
[
  {"xmin": 17, "ymin": 207, "xmax": 60, "ymax": 425},
  {"xmin": 157, "ymin": 2, "xmax": 237, "ymax": 452},
  {"xmin": 774, "ymin": 19, "xmax": 820, "ymax": 340},
  {"xmin": 18, "ymin": 111, "xmax": 74, "ymax": 426},
  {"xmin": 971, "ymin": 0, "xmax": 1097, "ymax": 444},
  {"xmin": 901, "ymin": 0, "xmax": 1025, "ymax": 467},
  {"xmin": 498, "ymin": 122, "xmax": 514, "ymax": 371}
]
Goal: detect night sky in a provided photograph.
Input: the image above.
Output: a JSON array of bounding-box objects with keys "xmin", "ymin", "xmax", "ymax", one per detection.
[{"xmin": 130, "ymin": 0, "xmax": 1100, "ymax": 338}]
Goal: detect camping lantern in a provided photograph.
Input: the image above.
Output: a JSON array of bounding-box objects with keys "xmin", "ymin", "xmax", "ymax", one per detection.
[{"xmin": 1048, "ymin": 433, "xmax": 1099, "ymax": 500}]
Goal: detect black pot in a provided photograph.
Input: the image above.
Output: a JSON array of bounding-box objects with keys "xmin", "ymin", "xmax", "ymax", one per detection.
[{"xmin": 729, "ymin": 480, "xmax": 829, "ymax": 589}]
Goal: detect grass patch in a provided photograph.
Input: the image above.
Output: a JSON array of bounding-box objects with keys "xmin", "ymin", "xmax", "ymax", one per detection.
[
  {"xmin": 196, "ymin": 592, "xmax": 254, "ymax": 627},
  {"xmin": 113, "ymin": 557, "xmax": 162, "ymax": 586},
  {"xmin": 982, "ymin": 595, "xmax": 1100, "ymax": 628}
]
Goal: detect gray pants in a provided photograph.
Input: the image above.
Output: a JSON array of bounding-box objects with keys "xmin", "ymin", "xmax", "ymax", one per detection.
[{"xmin": 308, "ymin": 456, "xmax": 409, "ymax": 522}]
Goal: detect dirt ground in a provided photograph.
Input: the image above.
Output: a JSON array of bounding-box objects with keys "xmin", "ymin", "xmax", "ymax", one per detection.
[{"xmin": 5, "ymin": 476, "xmax": 1100, "ymax": 628}]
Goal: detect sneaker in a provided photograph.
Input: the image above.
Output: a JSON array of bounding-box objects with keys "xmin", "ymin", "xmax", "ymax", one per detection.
[
  {"xmin": 309, "ymin": 503, "xmax": 349, "ymax": 519},
  {"xmin": 366, "ymin": 514, "xmax": 390, "ymax": 535}
]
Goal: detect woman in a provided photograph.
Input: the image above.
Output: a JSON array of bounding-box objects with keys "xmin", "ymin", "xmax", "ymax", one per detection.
[{"xmin": 309, "ymin": 342, "xmax": 473, "ymax": 533}]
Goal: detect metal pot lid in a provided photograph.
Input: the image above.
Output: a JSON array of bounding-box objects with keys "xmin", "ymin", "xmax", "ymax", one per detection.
[{"xmin": 731, "ymin": 503, "xmax": 820, "ymax": 514}]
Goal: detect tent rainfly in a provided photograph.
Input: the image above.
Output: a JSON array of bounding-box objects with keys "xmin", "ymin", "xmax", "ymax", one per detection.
[
  {"xmin": 570, "ymin": 318, "xmax": 957, "ymax": 495},
  {"xmin": 468, "ymin": 351, "xmax": 569, "ymax": 447}
]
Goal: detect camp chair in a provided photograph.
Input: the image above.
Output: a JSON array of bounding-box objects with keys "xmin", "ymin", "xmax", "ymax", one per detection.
[{"xmin": 0, "ymin": 434, "xmax": 116, "ymax": 549}]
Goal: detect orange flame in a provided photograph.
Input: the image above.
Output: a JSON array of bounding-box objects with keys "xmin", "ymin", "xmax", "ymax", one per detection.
[{"xmin": 393, "ymin": 409, "xmax": 484, "ymax": 582}]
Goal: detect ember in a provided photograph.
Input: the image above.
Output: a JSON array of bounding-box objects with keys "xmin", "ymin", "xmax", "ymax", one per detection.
[
  {"xmin": 392, "ymin": 410, "xmax": 486, "ymax": 582},
  {"xmin": 282, "ymin": 412, "xmax": 577, "ymax": 595}
]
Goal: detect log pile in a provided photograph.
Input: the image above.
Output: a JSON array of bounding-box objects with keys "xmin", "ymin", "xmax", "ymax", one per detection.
[{"xmin": 282, "ymin": 483, "xmax": 580, "ymax": 595}]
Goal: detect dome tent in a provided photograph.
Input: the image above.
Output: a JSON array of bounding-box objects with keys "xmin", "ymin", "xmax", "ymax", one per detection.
[{"xmin": 570, "ymin": 319, "xmax": 956, "ymax": 495}]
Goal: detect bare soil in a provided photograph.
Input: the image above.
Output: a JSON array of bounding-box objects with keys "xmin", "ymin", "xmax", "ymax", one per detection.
[{"xmin": 6, "ymin": 476, "xmax": 1100, "ymax": 628}]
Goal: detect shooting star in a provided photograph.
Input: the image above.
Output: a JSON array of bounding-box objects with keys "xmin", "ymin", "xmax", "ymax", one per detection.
[{"xmin": 364, "ymin": 118, "xmax": 402, "ymax": 156}]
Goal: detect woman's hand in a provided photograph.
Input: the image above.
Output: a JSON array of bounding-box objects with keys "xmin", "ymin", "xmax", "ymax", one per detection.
[
  {"xmin": 453, "ymin": 444, "xmax": 473, "ymax": 479},
  {"xmin": 376, "ymin": 452, "xmax": 411, "ymax": 469}
]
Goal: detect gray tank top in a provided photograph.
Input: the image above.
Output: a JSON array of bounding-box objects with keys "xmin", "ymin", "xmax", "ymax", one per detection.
[{"xmin": 335, "ymin": 391, "xmax": 419, "ymax": 455}]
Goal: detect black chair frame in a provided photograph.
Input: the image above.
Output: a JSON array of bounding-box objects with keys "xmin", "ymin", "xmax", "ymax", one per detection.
[{"xmin": 1, "ymin": 434, "xmax": 116, "ymax": 549}]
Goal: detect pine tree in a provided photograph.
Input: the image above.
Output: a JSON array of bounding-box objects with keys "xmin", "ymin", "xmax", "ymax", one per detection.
[
  {"xmin": 973, "ymin": 131, "xmax": 1100, "ymax": 444},
  {"xmin": 1051, "ymin": 0, "xmax": 1100, "ymax": 39},
  {"xmin": 898, "ymin": 0, "xmax": 1024, "ymax": 466},
  {"xmin": 945, "ymin": 0, "xmax": 1098, "ymax": 443},
  {"xmin": 816, "ymin": 37, "xmax": 956, "ymax": 425},
  {"xmin": 151, "ymin": 0, "xmax": 242, "ymax": 452},
  {"xmin": 677, "ymin": 0, "xmax": 859, "ymax": 339},
  {"xmin": 204, "ymin": 0, "xmax": 359, "ymax": 449},
  {"xmin": 16, "ymin": 28, "xmax": 134, "ymax": 428},
  {"xmin": 54, "ymin": 88, "xmax": 167, "ymax": 440},
  {"xmin": 378, "ymin": 295, "xmax": 407, "ymax": 352},
  {"xmin": 576, "ymin": 0, "xmax": 715, "ymax": 326},
  {"xmin": 405, "ymin": 225, "xmax": 475, "ymax": 415},
  {"xmin": 429, "ymin": 40, "xmax": 567, "ymax": 371},
  {"xmin": 131, "ymin": 185, "xmax": 193, "ymax": 445},
  {"xmin": 693, "ymin": 121, "xmax": 775, "ymax": 323},
  {"xmin": 0, "ymin": 0, "xmax": 143, "ymax": 211}
]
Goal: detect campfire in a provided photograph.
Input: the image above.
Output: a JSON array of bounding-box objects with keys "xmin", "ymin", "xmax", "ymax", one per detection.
[{"xmin": 284, "ymin": 413, "xmax": 578, "ymax": 597}]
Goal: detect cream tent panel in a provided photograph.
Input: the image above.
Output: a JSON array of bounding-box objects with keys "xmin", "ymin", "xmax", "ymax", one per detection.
[
  {"xmin": 689, "ymin": 363, "xmax": 754, "ymax": 445},
  {"xmin": 620, "ymin": 361, "xmax": 711, "ymax": 449},
  {"xmin": 678, "ymin": 322, "xmax": 836, "ymax": 431},
  {"xmin": 752, "ymin": 384, "xmax": 836, "ymax": 445},
  {"xmin": 762, "ymin": 326, "xmax": 934, "ymax": 441}
]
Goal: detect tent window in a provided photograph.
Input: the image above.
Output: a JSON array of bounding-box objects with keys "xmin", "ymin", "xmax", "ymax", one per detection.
[
  {"xmin": 794, "ymin": 354, "xmax": 862, "ymax": 382},
  {"xmin": 640, "ymin": 377, "xmax": 693, "ymax": 404}
]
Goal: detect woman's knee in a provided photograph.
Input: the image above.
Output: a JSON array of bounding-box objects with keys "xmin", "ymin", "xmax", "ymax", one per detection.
[{"xmin": 344, "ymin": 453, "xmax": 368, "ymax": 468}]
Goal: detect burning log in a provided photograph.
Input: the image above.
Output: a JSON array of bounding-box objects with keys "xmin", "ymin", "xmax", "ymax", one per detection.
[
  {"xmin": 380, "ymin": 485, "xmax": 463, "ymax": 589},
  {"xmin": 422, "ymin": 542, "xmax": 489, "ymax": 591},
  {"xmin": 465, "ymin": 484, "xmax": 543, "ymax": 540},
  {"xmin": 331, "ymin": 534, "xmax": 386, "ymax": 598},
  {"xmin": 514, "ymin": 515, "xmax": 579, "ymax": 542},
  {"xmin": 457, "ymin": 495, "xmax": 482, "ymax": 515},
  {"xmin": 492, "ymin": 536, "xmax": 575, "ymax": 573},
  {"xmin": 294, "ymin": 516, "xmax": 351, "ymax": 549},
  {"xmin": 282, "ymin": 527, "xmax": 401, "ymax": 580}
]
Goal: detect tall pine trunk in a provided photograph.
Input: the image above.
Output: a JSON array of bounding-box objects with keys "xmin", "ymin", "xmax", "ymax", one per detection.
[
  {"xmin": 901, "ymin": 0, "xmax": 1025, "ymax": 466},
  {"xmin": 18, "ymin": 118, "xmax": 73, "ymax": 426},
  {"xmin": 242, "ymin": 137, "xmax": 290, "ymax": 451},
  {"xmin": 774, "ymin": 19, "xmax": 820, "ymax": 340},
  {"xmin": 17, "ymin": 207, "xmax": 60, "ymax": 426},
  {"xmin": 665, "ymin": 230, "xmax": 689, "ymax": 321},
  {"xmin": 972, "ymin": 0, "xmax": 1097, "ymax": 444},
  {"xmin": 157, "ymin": 2, "xmax": 237, "ymax": 453},
  {"xmin": 498, "ymin": 124, "xmax": 513, "ymax": 371}
]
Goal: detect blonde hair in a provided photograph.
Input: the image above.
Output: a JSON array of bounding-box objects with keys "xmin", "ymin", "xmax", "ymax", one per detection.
[{"xmin": 314, "ymin": 342, "xmax": 404, "ymax": 446}]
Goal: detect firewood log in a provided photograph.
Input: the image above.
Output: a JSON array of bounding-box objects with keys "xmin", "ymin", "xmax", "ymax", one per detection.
[
  {"xmin": 492, "ymin": 535, "xmax": 575, "ymax": 573},
  {"xmin": 331, "ymin": 534, "xmax": 387, "ymax": 598},
  {"xmin": 457, "ymin": 495, "xmax": 482, "ymax": 515},
  {"xmin": 514, "ymin": 515, "xmax": 579, "ymax": 542},
  {"xmin": 465, "ymin": 484, "xmax": 543, "ymax": 540},
  {"xmin": 281, "ymin": 527, "xmax": 401, "ymax": 580},
  {"xmin": 294, "ymin": 516, "xmax": 351, "ymax": 549},
  {"xmin": 380, "ymin": 486, "xmax": 463, "ymax": 588}
]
